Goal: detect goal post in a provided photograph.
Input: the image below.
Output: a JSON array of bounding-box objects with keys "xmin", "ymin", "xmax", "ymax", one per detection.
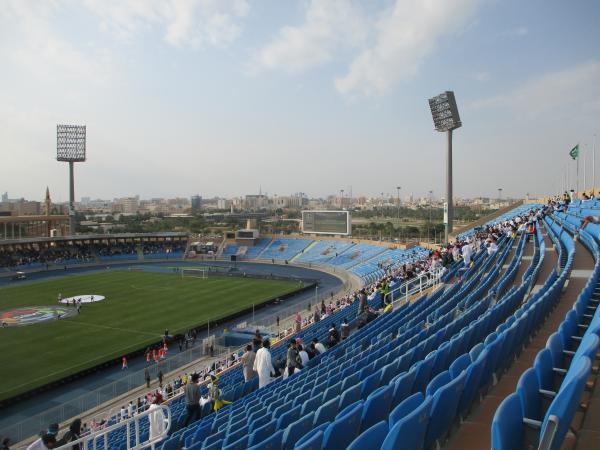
[{"xmin": 180, "ymin": 268, "xmax": 208, "ymax": 279}]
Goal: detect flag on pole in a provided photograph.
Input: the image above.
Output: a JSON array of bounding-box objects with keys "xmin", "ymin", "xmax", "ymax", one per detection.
[{"xmin": 570, "ymin": 144, "xmax": 579, "ymax": 160}]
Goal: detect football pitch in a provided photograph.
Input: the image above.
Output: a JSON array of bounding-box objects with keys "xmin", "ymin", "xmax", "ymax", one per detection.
[{"xmin": 0, "ymin": 270, "xmax": 300, "ymax": 401}]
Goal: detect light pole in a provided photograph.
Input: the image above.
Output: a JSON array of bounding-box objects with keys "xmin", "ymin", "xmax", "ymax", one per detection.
[
  {"xmin": 429, "ymin": 190, "xmax": 433, "ymax": 242},
  {"xmin": 340, "ymin": 189, "xmax": 344, "ymax": 210},
  {"xmin": 381, "ymin": 192, "xmax": 384, "ymax": 218},
  {"xmin": 396, "ymin": 186, "xmax": 401, "ymax": 222},
  {"xmin": 428, "ymin": 92, "xmax": 462, "ymax": 245},
  {"xmin": 498, "ymin": 188, "xmax": 503, "ymax": 202},
  {"xmin": 56, "ymin": 125, "xmax": 86, "ymax": 235}
]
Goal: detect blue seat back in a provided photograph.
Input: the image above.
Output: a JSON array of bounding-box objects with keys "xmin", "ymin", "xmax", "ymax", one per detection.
[
  {"xmin": 347, "ymin": 421, "xmax": 389, "ymax": 450},
  {"xmin": 539, "ymin": 357, "xmax": 592, "ymax": 450},
  {"xmin": 322, "ymin": 400, "xmax": 363, "ymax": 450},
  {"xmin": 282, "ymin": 413, "xmax": 314, "ymax": 450},
  {"xmin": 361, "ymin": 384, "xmax": 393, "ymax": 432},
  {"xmin": 423, "ymin": 369, "xmax": 466, "ymax": 449},
  {"xmin": 491, "ymin": 393, "xmax": 524, "ymax": 450},
  {"xmin": 314, "ymin": 396, "xmax": 340, "ymax": 427},
  {"xmin": 293, "ymin": 430, "xmax": 324, "ymax": 450},
  {"xmin": 382, "ymin": 394, "xmax": 432, "ymax": 450}
]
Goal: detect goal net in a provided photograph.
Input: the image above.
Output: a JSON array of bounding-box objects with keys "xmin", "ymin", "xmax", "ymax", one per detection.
[{"xmin": 180, "ymin": 268, "xmax": 208, "ymax": 279}]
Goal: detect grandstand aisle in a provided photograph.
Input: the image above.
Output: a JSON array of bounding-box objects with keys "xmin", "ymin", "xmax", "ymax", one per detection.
[{"xmin": 443, "ymin": 227, "xmax": 593, "ymax": 450}]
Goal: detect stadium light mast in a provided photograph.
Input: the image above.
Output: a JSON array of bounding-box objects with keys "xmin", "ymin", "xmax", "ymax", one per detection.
[
  {"xmin": 428, "ymin": 91, "xmax": 462, "ymax": 244},
  {"xmin": 498, "ymin": 188, "xmax": 503, "ymax": 202},
  {"xmin": 56, "ymin": 124, "xmax": 86, "ymax": 235},
  {"xmin": 396, "ymin": 186, "xmax": 401, "ymax": 220}
]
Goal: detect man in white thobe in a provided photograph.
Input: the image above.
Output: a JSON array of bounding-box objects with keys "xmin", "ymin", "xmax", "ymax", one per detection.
[
  {"xmin": 253, "ymin": 339, "xmax": 275, "ymax": 388},
  {"xmin": 461, "ymin": 242, "xmax": 473, "ymax": 267}
]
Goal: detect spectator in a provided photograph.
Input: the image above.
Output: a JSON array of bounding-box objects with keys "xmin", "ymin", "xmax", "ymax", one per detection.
[
  {"xmin": 1, "ymin": 438, "xmax": 10, "ymax": 450},
  {"xmin": 313, "ymin": 338, "xmax": 326, "ymax": 355},
  {"xmin": 240, "ymin": 345, "xmax": 256, "ymax": 382},
  {"xmin": 208, "ymin": 375, "xmax": 231, "ymax": 412},
  {"xmin": 286, "ymin": 339, "xmax": 303, "ymax": 378},
  {"xmin": 27, "ymin": 433, "xmax": 56, "ymax": 450},
  {"xmin": 297, "ymin": 343, "xmax": 309, "ymax": 366},
  {"xmin": 56, "ymin": 419, "xmax": 82, "ymax": 450},
  {"xmin": 148, "ymin": 395, "xmax": 166, "ymax": 440},
  {"xmin": 253, "ymin": 338, "xmax": 275, "ymax": 388},
  {"xmin": 328, "ymin": 323, "xmax": 340, "ymax": 347},
  {"xmin": 157, "ymin": 369, "xmax": 163, "ymax": 388},
  {"xmin": 358, "ymin": 290, "xmax": 368, "ymax": 315},
  {"xmin": 144, "ymin": 368, "xmax": 150, "ymax": 388},
  {"xmin": 340, "ymin": 318, "xmax": 350, "ymax": 340},
  {"xmin": 183, "ymin": 374, "xmax": 201, "ymax": 426}
]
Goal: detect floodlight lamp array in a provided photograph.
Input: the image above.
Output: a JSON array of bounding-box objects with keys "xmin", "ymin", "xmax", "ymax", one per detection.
[
  {"xmin": 57, "ymin": 124, "xmax": 86, "ymax": 162},
  {"xmin": 428, "ymin": 91, "xmax": 462, "ymax": 132}
]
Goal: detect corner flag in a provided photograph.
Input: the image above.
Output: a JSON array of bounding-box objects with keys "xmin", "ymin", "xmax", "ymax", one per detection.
[{"xmin": 570, "ymin": 144, "xmax": 579, "ymax": 160}]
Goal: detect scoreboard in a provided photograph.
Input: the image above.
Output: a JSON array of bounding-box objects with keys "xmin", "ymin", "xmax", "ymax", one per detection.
[{"xmin": 301, "ymin": 210, "xmax": 351, "ymax": 235}]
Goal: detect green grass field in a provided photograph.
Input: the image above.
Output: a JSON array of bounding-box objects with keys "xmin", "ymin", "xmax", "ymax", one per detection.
[{"xmin": 0, "ymin": 270, "xmax": 300, "ymax": 401}]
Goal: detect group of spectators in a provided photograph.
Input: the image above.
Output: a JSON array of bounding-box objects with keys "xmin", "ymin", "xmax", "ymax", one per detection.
[
  {"xmin": 0, "ymin": 241, "xmax": 188, "ymax": 269},
  {"xmin": 26, "ymin": 420, "xmax": 84, "ymax": 450},
  {"xmin": 0, "ymin": 244, "xmax": 94, "ymax": 268},
  {"xmin": 142, "ymin": 243, "xmax": 185, "ymax": 255}
]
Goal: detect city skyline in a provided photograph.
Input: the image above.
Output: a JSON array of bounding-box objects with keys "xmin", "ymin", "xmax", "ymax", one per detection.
[{"xmin": 1, "ymin": 0, "xmax": 599, "ymax": 201}]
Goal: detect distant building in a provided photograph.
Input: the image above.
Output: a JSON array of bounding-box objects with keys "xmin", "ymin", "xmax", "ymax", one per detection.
[{"xmin": 191, "ymin": 195, "xmax": 202, "ymax": 211}]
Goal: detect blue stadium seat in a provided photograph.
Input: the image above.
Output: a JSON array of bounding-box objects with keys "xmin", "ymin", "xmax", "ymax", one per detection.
[
  {"xmin": 423, "ymin": 369, "xmax": 467, "ymax": 449},
  {"xmin": 382, "ymin": 392, "xmax": 432, "ymax": 450},
  {"xmin": 347, "ymin": 421, "xmax": 389, "ymax": 450},
  {"xmin": 412, "ymin": 351, "xmax": 436, "ymax": 393},
  {"xmin": 322, "ymin": 400, "xmax": 363, "ymax": 450},
  {"xmin": 293, "ymin": 430, "xmax": 324, "ymax": 450},
  {"xmin": 247, "ymin": 419, "xmax": 277, "ymax": 447},
  {"xmin": 391, "ymin": 369, "xmax": 417, "ymax": 410},
  {"xmin": 277, "ymin": 404, "xmax": 302, "ymax": 430},
  {"xmin": 449, "ymin": 353, "xmax": 470, "ymax": 378},
  {"xmin": 491, "ymin": 393, "xmax": 525, "ymax": 450},
  {"xmin": 338, "ymin": 383, "xmax": 361, "ymax": 411},
  {"xmin": 516, "ymin": 368, "xmax": 544, "ymax": 421},
  {"xmin": 247, "ymin": 429, "xmax": 283, "ymax": 450},
  {"xmin": 222, "ymin": 435, "xmax": 248, "ymax": 450},
  {"xmin": 360, "ymin": 385, "xmax": 393, "ymax": 432},
  {"xmin": 313, "ymin": 396, "xmax": 340, "ymax": 427},
  {"xmin": 457, "ymin": 349, "xmax": 489, "ymax": 418},
  {"xmin": 425, "ymin": 370, "xmax": 451, "ymax": 397},
  {"xmin": 282, "ymin": 413, "xmax": 315, "ymax": 450},
  {"xmin": 538, "ymin": 357, "xmax": 592, "ymax": 450},
  {"xmin": 360, "ymin": 371, "xmax": 381, "ymax": 399}
]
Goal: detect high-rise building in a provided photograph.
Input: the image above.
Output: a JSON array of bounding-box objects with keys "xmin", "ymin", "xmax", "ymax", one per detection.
[{"xmin": 191, "ymin": 195, "xmax": 202, "ymax": 211}]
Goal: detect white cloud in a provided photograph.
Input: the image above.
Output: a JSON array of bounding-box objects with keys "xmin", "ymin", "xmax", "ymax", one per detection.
[
  {"xmin": 83, "ymin": 0, "xmax": 249, "ymax": 48},
  {"xmin": 0, "ymin": 1, "xmax": 112, "ymax": 85},
  {"xmin": 335, "ymin": 0, "xmax": 482, "ymax": 95},
  {"xmin": 251, "ymin": 0, "xmax": 368, "ymax": 74},
  {"xmin": 466, "ymin": 60, "xmax": 600, "ymax": 118},
  {"xmin": 252, "ymin": 0, "xmax": 482, "ymax": 94}
]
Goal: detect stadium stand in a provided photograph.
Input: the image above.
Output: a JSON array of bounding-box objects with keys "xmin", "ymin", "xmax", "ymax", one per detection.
[
  {"xmin": 48, "ymin": 202, "xmax": 570, "ymax": 450},
  {"xmin": 260, "ymin": 239, "xmax": 313, "ymax": 261}
]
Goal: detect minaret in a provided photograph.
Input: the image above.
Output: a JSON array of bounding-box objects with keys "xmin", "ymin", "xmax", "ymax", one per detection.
[
  {"xmin": 45, "ymin": 187, "xmax": 52, "ymax": 215},
  {"xmin": 45, "ymin": 187, "xmax": 52, "ymax": 237}
]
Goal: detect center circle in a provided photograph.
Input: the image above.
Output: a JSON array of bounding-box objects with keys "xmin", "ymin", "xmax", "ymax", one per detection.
[{"xmin": 58, "ymin": 294, "xmax": 105, "ymax": 304}]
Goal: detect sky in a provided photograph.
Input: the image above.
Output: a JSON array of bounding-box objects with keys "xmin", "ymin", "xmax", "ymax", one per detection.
[{"xmin": 1, "ymin": 0, "xmax": 599, "ymax": 202}]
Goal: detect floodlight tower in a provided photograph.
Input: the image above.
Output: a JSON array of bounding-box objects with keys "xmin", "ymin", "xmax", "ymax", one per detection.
[
  {"xmin": 428, "ymin": 91, "xmax": 462, "ymax": 244},
  {"xmin": 56, "ymin": 124, "xmax": 86, "ymax": 235}
]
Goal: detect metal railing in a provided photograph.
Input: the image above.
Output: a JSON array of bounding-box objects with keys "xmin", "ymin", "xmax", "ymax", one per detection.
[
  {"xmin": 53, "ymin": 405, "xmax": 171, "ymax": 450},
  {"xmin": 388, "ymin": 269, "xmax": 444, "ymax": 310}
]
